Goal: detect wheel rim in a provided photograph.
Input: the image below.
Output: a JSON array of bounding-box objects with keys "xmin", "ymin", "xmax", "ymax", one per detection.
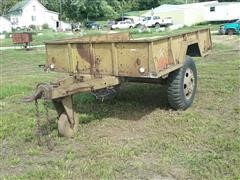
[{"xmin": 183, "ymin": 68, "xmax": 195, "ymax": 100}]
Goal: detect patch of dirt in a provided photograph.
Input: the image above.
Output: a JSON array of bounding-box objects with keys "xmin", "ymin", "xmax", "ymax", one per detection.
[{"xmin": 212, "ymin": 34, "xmax": 240, "ymax": 49}]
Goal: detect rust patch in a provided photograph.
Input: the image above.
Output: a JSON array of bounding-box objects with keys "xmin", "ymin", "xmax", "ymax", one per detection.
[
  {"xmin": 51, "ymin": 57, "xmax": 56, "ymax": 63},
  {"xmin": 136, "ymin": 58, "xmax": 141, "ymax": 66},
  {"xmin": 77, "ymin": 44, "xmax": 94, "ymax": 74},
  {"xmin": 154, "ymin": 48, "xmax": 168, "ymax": 71},
  {"xmin": 76, "ymin": 61, "xmax": 80, "ymax": 73},
  {"xmin": 93, "ymin": 56, "xmax": 102, "ymax": 77},
  {"xmin": 77, "ymin": 44, "xmax": 91, "ymax": 63},
  {"xmin": 154, "ymin": 57, "xmax": 167, "ymax": 71}
]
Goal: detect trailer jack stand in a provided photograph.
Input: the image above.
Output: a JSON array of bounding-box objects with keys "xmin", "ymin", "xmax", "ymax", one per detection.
[
  {"xmin": 23, "ymin": 87, "xmax": 79, "ymax": 138},
  {"xmin": 53, "ymin": 96, "xmax": 79, "ymax": 138},
  {"xmin": 23, "ymin": 76, "xmax": 120, "ymax": 137}
]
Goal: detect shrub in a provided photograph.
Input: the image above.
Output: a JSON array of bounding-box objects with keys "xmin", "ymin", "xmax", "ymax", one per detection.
[
  {"xmin": 29, "ymin": 24, "xmax": 36, "ymax": 30},
  {"xmin": 42, "ymin": 23, "xmax": 49, "ymax": 29},
  {"xmin": 4, "ymin": 32, "xmax": 12, "ymax": 38}
]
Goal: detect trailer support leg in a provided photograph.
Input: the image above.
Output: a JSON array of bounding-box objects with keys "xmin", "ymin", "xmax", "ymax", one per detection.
[{"xmin": 53, "ymin": 96, "xmax": 79, "ymax": 137}]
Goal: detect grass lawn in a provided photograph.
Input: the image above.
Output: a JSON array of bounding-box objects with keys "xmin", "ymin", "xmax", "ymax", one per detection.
[
  {"xmin": 0, "ymin": 29, "xmax": 106, "ymax": 47},
  {"xmin": 0, "ymin": 33, "xmax": 239, "ymax": 179},
  {"xmin": 0, "ymin": 24, "xmax": 221, "ymax": 48},
  {"xmin": 130, "ymin": 24, "xmax": 221, "ymax": 39}
]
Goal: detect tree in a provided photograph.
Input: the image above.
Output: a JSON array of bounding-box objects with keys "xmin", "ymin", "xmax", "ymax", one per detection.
[
  {"xmin": 1, "ymin": 0, "xmax": 240, "ymax": 20},
  {"xmin": 61, "ymin": 0, "xmax": 86, "ymax": 21},
  {"xmin": 0, "ymin": 0, "xmax": 20, "ymax": 15},
  {"xmin": 85, "ymin": 0, "xmax": 116, "ymax": 19}
]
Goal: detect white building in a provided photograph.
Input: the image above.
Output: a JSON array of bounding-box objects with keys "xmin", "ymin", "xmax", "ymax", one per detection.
[
  {"xmin": 0, "ymin": 16, "xmax": 12, "ymax": 33},
  {"xmin": 144, "ymin": 1, "xmax": 217, "ymax": 26},
  {"xmin": 204, "ymin": 2, "xmax": 240, "ymax": 21},
  {"xmin": 144, "ymin": 1, "xmax": 240, "ymax": 26},
  {"xmin": 59, "ymin": 21, "xmax": 72, "ymax": 31},
  {"xmin": 7, "ymin": 0, "xmax": 59, "ymax": 30}
]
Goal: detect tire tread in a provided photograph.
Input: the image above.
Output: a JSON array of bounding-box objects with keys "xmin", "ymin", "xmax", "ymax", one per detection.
[{"xmin": 167, "ymin": 56, "xmax": 197, "ymax": 110}]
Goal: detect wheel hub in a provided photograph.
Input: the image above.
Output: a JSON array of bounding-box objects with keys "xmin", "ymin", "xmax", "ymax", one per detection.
[{"xmin": 183, "ymin": 68, "xmax": 195, "ymax": 99}]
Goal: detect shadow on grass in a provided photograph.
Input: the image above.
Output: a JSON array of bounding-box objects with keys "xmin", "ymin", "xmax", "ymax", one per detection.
[
  {"xmin": 72, "ymin": 82, "xmax": 169, "ymax": 124},
  {"xmin": 30, "ymin": 83, "xmax": 169, "ymax": 136}
]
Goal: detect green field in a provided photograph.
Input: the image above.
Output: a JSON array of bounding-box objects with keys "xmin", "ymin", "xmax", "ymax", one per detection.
[
  {"xmin": 0, "ymin": 24, "xmax": 220, "ymax": 48},
  {"xmin": 0, "ymin": 33, "xmax": 239, "ymax": 179},
  {"xmin": 0, "ymin": 29, "xmax": 105, "ymax": 47}
]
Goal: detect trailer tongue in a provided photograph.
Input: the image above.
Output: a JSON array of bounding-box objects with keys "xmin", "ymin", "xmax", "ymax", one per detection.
[{"xmin": 24, "ymin": 30, "xmax": 212, "ymax": 138}]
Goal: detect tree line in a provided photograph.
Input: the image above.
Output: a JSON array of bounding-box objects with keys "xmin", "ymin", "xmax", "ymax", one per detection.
[
  {"xmin": 41, "ymin": 0, "xmax": 192, "ymax": 21},
  {"xmin": 1, "ymin": 0, "xmax": 240, "ymax": 21}
]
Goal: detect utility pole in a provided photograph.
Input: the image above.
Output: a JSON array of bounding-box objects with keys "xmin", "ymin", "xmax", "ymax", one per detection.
[
  {"xmin": 59, "ymin": 0, "xmax": 62, "ymax": 29},
  {"xmin": 121, "ymin": 1, "xmax": 124, "ymax": 21},
  {"xmin": 59, "ymin": 0, "xmax": 62, "ymax": 21}
]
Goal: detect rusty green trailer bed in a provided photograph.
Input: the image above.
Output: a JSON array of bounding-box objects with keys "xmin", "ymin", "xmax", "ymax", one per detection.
[{"xmin": 24, "ymin": 29, "xmax": 212, "ymax": 137}]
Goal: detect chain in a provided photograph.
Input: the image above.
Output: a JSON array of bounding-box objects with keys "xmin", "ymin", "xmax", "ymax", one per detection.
[
  {"xmin": 34, "ymin": 99, "xmax": 54, "ymax": 151},
  {"xmin": 43, "ymin": 100, "xmax": 54, "ymax": 150},
  {"xmin": 35, "ymin": 99, "xmax": 43, "ymax": 146},
  {"xmin": 91, "ymin": 87, "xmax": 117, "ymax": 102}
]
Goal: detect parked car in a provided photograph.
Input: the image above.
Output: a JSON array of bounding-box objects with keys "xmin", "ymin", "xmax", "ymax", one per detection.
[
  {"xmin": 71, "ymin": 22, "xmax": 81, "ymax": 32},
  {"xmin": 85, "ymin": 21, "xmax": 101, "ymax": 30},
  {"xmin": 111, "ymin": 20, "xmax": 135, "ymax": 30},
  {"xmin": 219, "ymin": 19, "xmax": 240, "ymax": 35},
  {"xmin": 136, "ymin": 16, "xmax": 173, "ymax": 28},
  {"xmin": 107, "ymin": 20, "xmax": 116, "ymax": 29}
]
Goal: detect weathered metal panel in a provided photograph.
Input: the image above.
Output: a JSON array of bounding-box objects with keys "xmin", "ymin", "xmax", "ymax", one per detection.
[
  {"xmin": 45, "ymin": 29, "xmax": 212, "ymax": 78},
  {"xmin": 171, "ymin": 36, "xmax": 187, "ymax": 64},
  {"xmin": 152, "ymin": 39, "xmax": 170, "ymax": 74},
  {"xmin": 198, "ymin": 29, "xmax": 212, "ymax": 56},
  {"xmin": 71, "ymin": 43, "xmax": 92, "ymax": 74},
  {"xmin": 116, "ymin": 42, "xmax": 149, "ymax": 77},
  {"xmin": 93, "ymin": 43, "xmax": 114, "ymax": 75},
  {"xmin": 46, "ymin": 44, "xmax": 70, "ymax": 72}
]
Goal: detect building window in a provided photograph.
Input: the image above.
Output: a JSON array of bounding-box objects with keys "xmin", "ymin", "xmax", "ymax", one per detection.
[
  {"xmin": 33, "ymin": 5, "xmax": 36, "ymax": 11},
  {"xmin": 31, "ymin": 16, "xmax": 36, "ymax": 21},
  {"xmin": 210, "ymin": 7, "xmax": 215, "ymax": 12},
  {"xmin": 12, "ymin": 17, "xmax": 19, "ymax": 25},
  {"xmin": 153, "ymin": 16, "xmax": 160, "ymax": 20}
]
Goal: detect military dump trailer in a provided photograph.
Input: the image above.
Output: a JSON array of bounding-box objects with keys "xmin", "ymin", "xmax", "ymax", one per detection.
[{"xmin": 25, "ymin": 29, "xmax": 212, "ymax": 137}]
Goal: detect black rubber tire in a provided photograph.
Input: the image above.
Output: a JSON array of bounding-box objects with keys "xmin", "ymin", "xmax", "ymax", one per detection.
[
  {"xmin": 155, "ymin": 23, "xmax": 160, "ymax": 28},
  {"xmin": 167, "ymin": 56, "xmax": 197, "ymax": 110},
  {"xmin": 227, "ymin": 29, "xmax": 234, "ymax": 35}
]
